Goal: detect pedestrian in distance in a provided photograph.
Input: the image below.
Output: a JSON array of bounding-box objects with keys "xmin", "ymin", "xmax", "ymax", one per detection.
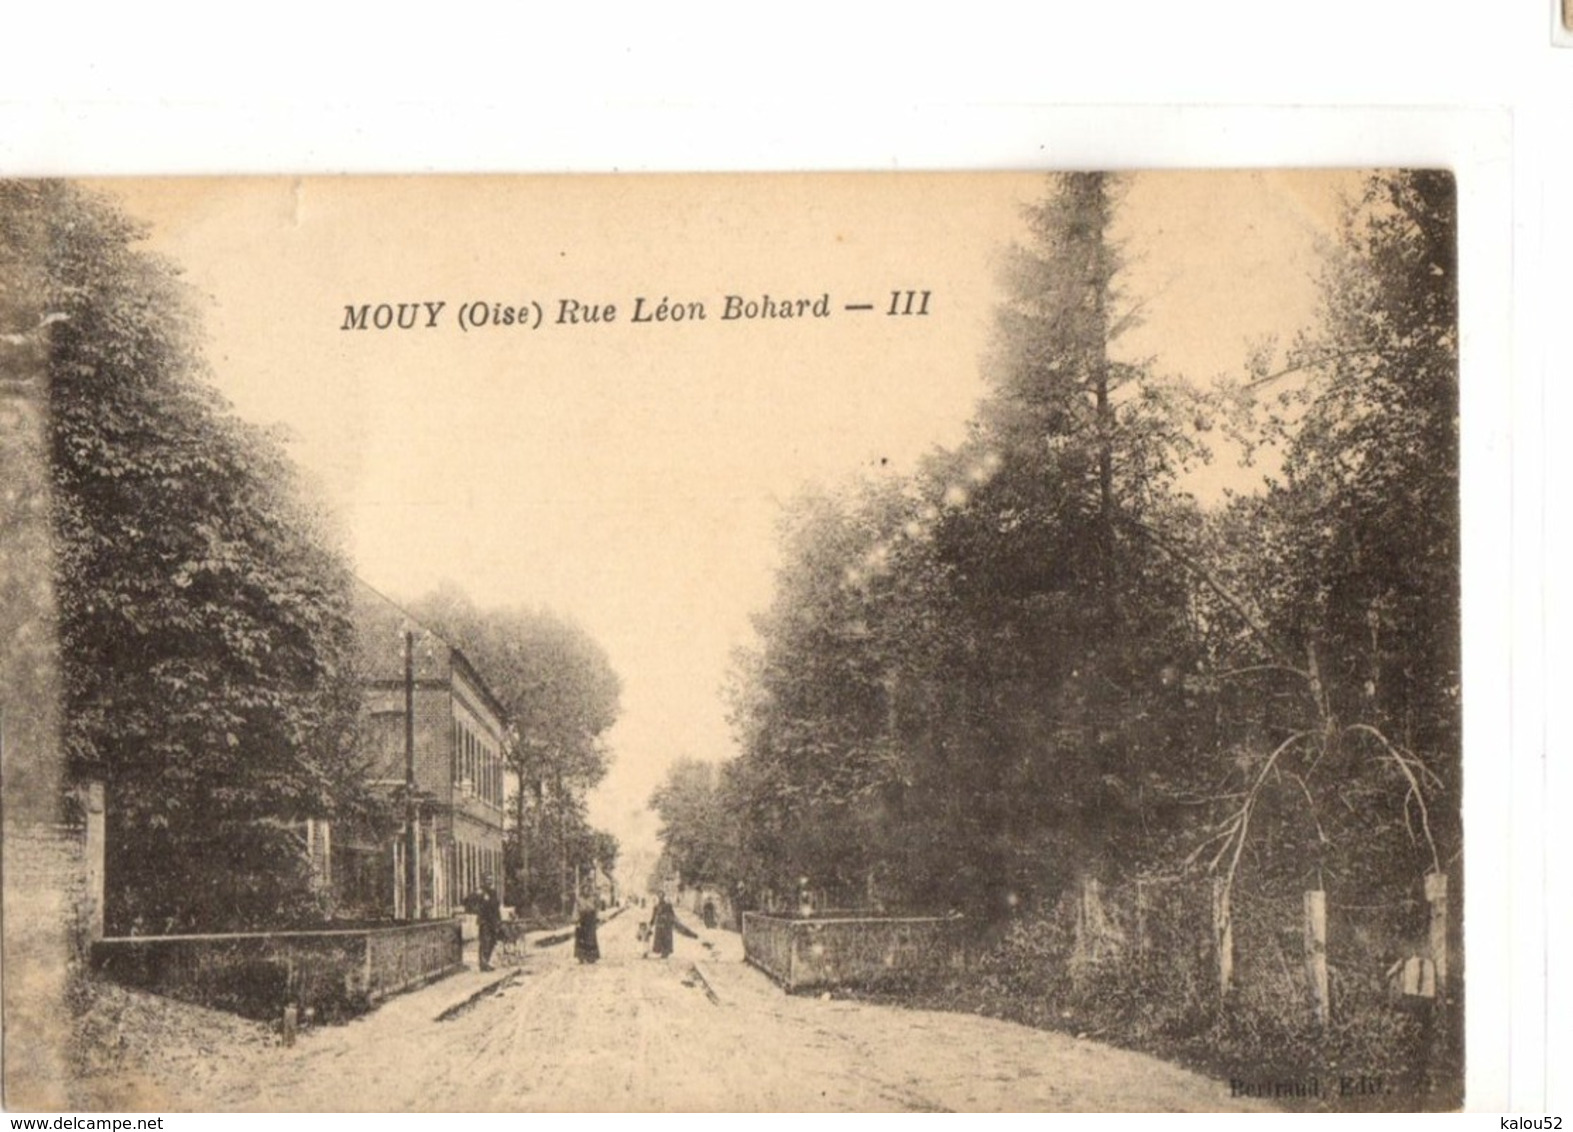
[
  {"xmin": 648, "ymin": 891, "xmax": 676, "ymax": 959},
  {"xmin": 574, "ymin": 895, "xmax": 601, "ymax": 965}
]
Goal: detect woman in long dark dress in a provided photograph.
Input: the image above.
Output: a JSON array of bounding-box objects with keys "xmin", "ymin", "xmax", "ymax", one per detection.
[
  {"xmin": 574, "ymin": 901, "xmax": 601, "ymax": 964},
  {"xmin": 649, "ymin": 893, "xmax": 676, "ymax": 958}
]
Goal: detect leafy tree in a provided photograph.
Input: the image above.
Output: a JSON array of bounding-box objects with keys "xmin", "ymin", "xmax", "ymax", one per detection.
[
  {"xmin": 717, "ymin": 171, "xmax": 1459, "ymax": 1090},
  {"xmin": 406, "ymin": 582, "xmax": 620, "ymax": 914},
  {"xmin": 724, "ymin": 484, "xmax": 914, "ymax": 908},
  {"xmin": 3, "ymin": 180, "xmax": 375, "ymax": 932},
  {"xmin": 725, "ymin": 168, "xmax": 1458, "ymax": 949},
  {"xmin": 726, "ymin": 173, "xmax": 1211, "ymax": 921},
  {"xmin": 649, "ymin": 757, "xmax": 739, "ymax": 891},
  {"xmin": 1193, "ymin": 171, "xmax": 1460, "ymax": 906},
  {"xmin": 1282, "ymin": 169, "xmax": 1459, "ymax": 782},
  {"xmin": 587, "ymin": 828, "xmax": 619, "ymax": 878},
  {"xmin": 936, "ymin": 174, "xmax": 1211, "ymax": 899}
]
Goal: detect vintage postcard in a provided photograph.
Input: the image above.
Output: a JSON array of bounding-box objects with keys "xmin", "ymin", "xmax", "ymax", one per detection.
[{"xmin": 1, "ymin": 171, "xmax": 1462, "ymax": 1112}]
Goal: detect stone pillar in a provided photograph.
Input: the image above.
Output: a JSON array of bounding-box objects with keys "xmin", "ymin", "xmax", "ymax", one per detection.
[
  {"xmin": 1, "ymin": 291, "xmax": 72, "ymax": 1108},
  {"xmin": 1304, "ymin": 889, "xmax": 1329, "ymax": 1027},
  {"xmin": 1425, "ymin": 872, "xmax": 1449, "ymax": 990},
  {"xmin": 82, "ymin": 780, "xmax": 105, "ymax": 942},
  {"xmin": 1212, "ymin": 877, "xmax": 1234, "ymax": 998}
]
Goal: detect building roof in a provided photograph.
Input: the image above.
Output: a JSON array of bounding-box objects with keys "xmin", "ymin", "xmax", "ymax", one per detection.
[{"xmin": 350, "ymin": 578, "xmax": 510, "ymax": 725}]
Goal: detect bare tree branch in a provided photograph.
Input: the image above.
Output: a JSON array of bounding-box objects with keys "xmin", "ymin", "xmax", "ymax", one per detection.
[
  {"xmin": 1244, "ymin": 346, "xmax": 1384, "ymax": 390},
  {"xmin": 1345, "ymin": 723, "xmax": 1442, "ymax": 874},
  {"xmin": 1122, "ymin": 516, "xmax": 1308, "ymax": 679}
]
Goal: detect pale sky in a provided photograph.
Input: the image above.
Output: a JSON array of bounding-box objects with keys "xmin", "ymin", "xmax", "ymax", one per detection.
[{"xmin": 99, "ymin": 171, "xmax": 1354, "ymax": 876}]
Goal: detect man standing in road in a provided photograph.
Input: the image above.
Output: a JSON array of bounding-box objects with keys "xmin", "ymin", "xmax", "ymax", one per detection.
[
  {"xmin": 470, "ymin": 874, "xmax": 502, "ymax": 971},
  {"xmin": 574, "ymin": 894, "xmax": 601, "ymax": 964}
]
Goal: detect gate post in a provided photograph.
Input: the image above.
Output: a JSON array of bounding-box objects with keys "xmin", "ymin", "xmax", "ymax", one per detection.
[
  {"xmin": 1304, "ymin": 889, "xmax": 1329, "ymax": 1027},
  {"xmin": 82, "ymin": 780, "xmax": 105, "ymax": 942},
  {"xmin": 1425, "ymin": 872, "xmax": 1448, "ymax": 992},
  {"xmin": 1212, "ymin": 878, "xmax": 1233, "ymax": 998}
]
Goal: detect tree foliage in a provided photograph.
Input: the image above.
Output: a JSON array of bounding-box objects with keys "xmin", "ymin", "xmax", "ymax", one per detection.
[
  {"xmin": 649, "ymin": 758, "xmax": 738, "ymax": 891},
  {"xmin": 405, "ymin": 582, "xmax": 620, "ymax": 788},
  {"xmin": 3, "ymin": 180, "xmax": 376, "ymax": 932},
  {"xmin": 713, "ymin": 170, "xmax": 1460, "ymax": 935},
  {"xmin": 1191, "ymin": 170, "xmax": 1461, "ymax": 901},
  {"xmin": 717, "ymin": 174, "xmax": 1212, "ymax": 919},
  {"xmin": 405, "ymin": 582, "xmax": 621, "ymax": 914}
]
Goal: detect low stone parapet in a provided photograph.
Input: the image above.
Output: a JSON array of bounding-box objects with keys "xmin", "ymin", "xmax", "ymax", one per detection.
[
  {"xmin": 742, "ymin": 911, "xmax": 964, "ymax": 992},
  {"xmin": 90, "ymin": 919, "xmax": 462, "ymax": 1021}
]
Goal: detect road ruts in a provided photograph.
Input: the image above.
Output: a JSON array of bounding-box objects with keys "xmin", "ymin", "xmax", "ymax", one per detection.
[{"xmin": 182, "ymin": 909, "xmax": 1271, "ymax": 1112}]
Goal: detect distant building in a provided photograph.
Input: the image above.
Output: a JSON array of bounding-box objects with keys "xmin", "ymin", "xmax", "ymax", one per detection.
[{"xmin": 332, "ymin": 580, "xmax": 508, "ymax": 920}]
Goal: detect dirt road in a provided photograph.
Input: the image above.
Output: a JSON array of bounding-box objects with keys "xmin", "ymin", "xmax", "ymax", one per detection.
[{"xmin": 164, "ymin": 911, "xmax": 1268, "ymax": 1112}]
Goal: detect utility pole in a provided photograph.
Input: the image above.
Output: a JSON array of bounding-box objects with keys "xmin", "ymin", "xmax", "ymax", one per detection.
[
  {"xmin": 512, "ymin": 735, "xmax": 530, "ymax": 908},
  {"xmin": 404, "ymin": 629, "xmax": 418, "ymax": 920},
  {"xmin": 558, "ymin": 774, "xmax": 569, "ymax": 918}
]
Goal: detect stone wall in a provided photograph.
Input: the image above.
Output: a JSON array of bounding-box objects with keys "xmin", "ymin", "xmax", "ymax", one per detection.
[
  {"xmin": 91, "ymin": 920, "xmax": 463, "ymax": 1022},
  {"xmin": 741, "ymin": 912, "xmax": 797, "ymax": 985},
  {"xmin": 743, "ymin": 912, "xmax": 965, "ymax": 992},
  {"xmin": 2, "ymin": 819, "xmax": 76, "ymax": 1110},
  {"xmin": 2, "ymin": 784, "xmax": 105, "ymax": 1109},
  {"xmin": 361, "ymin": 920, "xmax": 465, "ymax": 1003}
]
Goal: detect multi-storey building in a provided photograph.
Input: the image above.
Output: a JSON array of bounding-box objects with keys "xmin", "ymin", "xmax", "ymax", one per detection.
[{"xmin": 333, "ymin": 580, "xmax": 509, "ymax": 920}]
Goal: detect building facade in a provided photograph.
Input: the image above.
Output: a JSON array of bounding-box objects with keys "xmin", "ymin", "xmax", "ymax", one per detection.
[{"xmin": 336, "ymin": 581, "xmax": 509, "ymax": 921}]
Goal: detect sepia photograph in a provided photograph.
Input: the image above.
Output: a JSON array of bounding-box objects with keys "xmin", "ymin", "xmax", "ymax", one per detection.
[{"xmin": 2, "ymin": 169, "xmax": 1464, "ymax": 1112}]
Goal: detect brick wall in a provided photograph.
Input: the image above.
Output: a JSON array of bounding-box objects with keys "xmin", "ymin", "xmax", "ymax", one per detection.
[
  {"xmin": 417, "ymin": 684, "xmax": 453, "ymax": 791},
  {"xmin": 362, "ymin": 683, "xmax": 453, "ymax": 789}
]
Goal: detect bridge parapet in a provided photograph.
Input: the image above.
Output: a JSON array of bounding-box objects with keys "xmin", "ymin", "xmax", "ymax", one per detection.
[
  {"xmin": 741, "ymin": 911, "xmax": 963, "ymax": 992},
  {"xmin": 91, "ymin": 919, "xmax": 463, "ymax": 1021}
]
